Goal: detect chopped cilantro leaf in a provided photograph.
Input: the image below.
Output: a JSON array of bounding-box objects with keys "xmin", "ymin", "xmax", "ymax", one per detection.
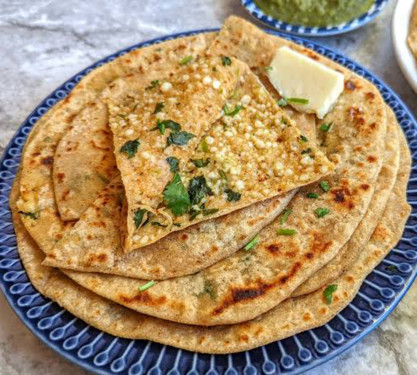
[
  {"xmin": 264, "ymin": 66, "xmax": 273, "ymax": 71},
  {"xmin": 277, "ymin": 228, "xmax": 297, "ymax": 236},
  {"xmin": 200, "ymin": 139, "xmax": 209, "ymax": 152},
  {"xmin": 189, "ymin": 207, "xmax": 201, "ymax": 221},
  {"xmin": 167, "ymin": 131, "xmax": 195, "ymax": 147},
  {"xmin": 244, "ymin": 235, "xmax": 260, "ymax": 251},
  {"xmin": 203, "ymin": 208, "xmax": 219, "ymax": 216},
  {"xmin": 153, "ymin": 102, "xmax": 165, "ymax": 114},
  {"xmin": 299, "ymin": 135, "xmax": 308, "ymax": 143},
  {"xmin": 323, "ymin": 284, "xmax": 338, "ymax": 305},
  {"xmin": 18, "ymin": 210, "xmax": 39, "ymax": 220},
  {"xmin": 218, "ymin": 169, "xmax": 227, "ymax": 181},
  {"xmin": 151, "ymin": 221, "xmax": 168, "ymax": 228},
  {"xmin": 191, "ymin": 158, "xmax": 210, "ymax": 168},
  {"xmin": 166, "ymin": 156, "xmax": 179, "ymax": 173},
  {"xmin": 301, "ymin": 148, "xmax": 312, "ymax": 155},
  {"xmin": 314, "ymin": 207, "xmax": 330, "ymax": 218},
  {"xmin": 145, "ymin": 80, "xmax": 159, "ymax": 90},
  {"xmin": 133, "ymin": 208, "xmax": 150, "ymax": 228},
  {"xmin": 138, "ymin": 280, "xmax": 156, "ymax": 292},
  {"xmin": 120, "ymin": 139, "xmax": 140, "ymax": 158},
  {"xmin": 179, "ymin": 55, "xmax": 193, "ymax": 65},
  {"xmin": 225, "ymin": 188, "xmax": 241, "ymax": 202},
  {"xmin": 153, "ymin": 119, "xmax": 181, "ymax": 135},
  {"xmin": 287, "ymin": 97, "xmax": 309, "ymax": 104},
  {"xmin": 188, "ymin": 176, "xmax": 213, "ymax": 205},
  {"xmin": 306, "ymin": 193, "xmax": 318, "ymax": 199},
  {"xmin": 223, "ymin": 104, "xmax": 243, "ymax": 117},
  {"xmin": 163, "ymin": 173, "xmax": 191, "ymax": 216},
  {"xmin": 320, "ymin": 122, "xmax": 333, "ymax": 132},
  {"xmin": 280, "ymin": 209, "xmax": 292, "ymax": 224},
  {"xmin": 221, "ymin": 56, "xmax": 232, "ymax": 66},
  {"xmin": 277, "ymin": 98, "xmax": 288, "ymax": 107},
  {"xmin": 200, "ymin": 280, "xmax": 216, "ymax": 299},
  {"xmin": 319, "ymin": 181, "xmax": 331, "ymax": 192}
]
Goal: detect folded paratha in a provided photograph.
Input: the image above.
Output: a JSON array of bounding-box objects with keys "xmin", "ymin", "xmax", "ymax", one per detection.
[{"xmin": 10, "ymin": 123, "xmax": 410, "ymax": 353}]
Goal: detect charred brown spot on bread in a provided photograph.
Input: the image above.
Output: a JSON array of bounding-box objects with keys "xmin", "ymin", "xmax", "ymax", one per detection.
[
  {"xmin": 66, "ymin": 113, "xmax": 77, "ymax": 124},
  {"xmin": 119, "ymin": 292, "xmax": 167, "ymax": 306},
  {"xmin": 370, "ymin": 122, "xmax": 377, "ymax": 130},
  {"xmin": 180, "ymin": 233, "xmax": 188, "ymax": 241},
  {"xmin": 360, "ymin": 184, "xmax": 370, "ymax": 190},
  {"xmin": 302, "ymin": 49, "xmax": 319, "ymax": 60},
  {"xmin": 61, "ymin": 190, "xmax": 71, "ymax": 201},
  {"xmin": 303, "ymin": 312, "xmax": 312, "ymax": 322},
  {"xmin": 319, "ymin": 307, "xmax": 328, "ymax": 314},
  {"xmin": 86, "ymin": 253, "xmax": 107, "ymax": 265},
  {"xmin": 239, "ymin": 335, "xmax": 249, "ymax": 342},
  {"xmin": 89, "ymin": 140, "xmax": 111, "ymax": 151},
  {"xmin": 285, "ymin": 251, "xmax": 296, "ymax": 258},
  {"xmin": 305, "ymin": 252, "xmax": 314, "ymax": 259},
  {"xmin": 91, "ymin": 220, "xmax": 106, "ymax": 228},
  {"xmin": 311, "ymin": 234, "xmax": 333, "ymax": 255},
  {"xmin": 345, "ymin": 80, "xmax": 356, "ymax": 91},
  {"xmin": 366, "ymin": 92, "xmax": 375, "ymax": 101},
  {"xmin": 345, "ymin": 275, "xmax": 354, "ymax": 283},
  {"xmin": 87, "ymin": 234, "xmax": 92, "ymax": 240},
  {"xmin": 367, "ymin": 155, "xmax": 377, "ymax": 163},
  {"xmin": 372, "ymin": 224, "xmax": 389, "ymax": 242},
  {"xmin": 210, "ymin": 245, "xmax": 219, "ymax": 253},
  {"xmin": 347, "ymin": 107, "xmax": 365, "ymax": 126},
  {"xmin": 57, "ymin": 173, "xmax": 66, "ymax": 183},
  {"xmin": 41, "ymin": 156, "xmax": 53, "ymax": 165},
  {"xmin": 266, "ymin": 243, "xmax": 280, "ymax": 255}
]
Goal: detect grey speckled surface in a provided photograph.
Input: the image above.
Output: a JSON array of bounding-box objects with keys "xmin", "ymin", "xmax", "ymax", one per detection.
[{"xmin": 0, "ymin": 0, "xmax": 416, "ymax": 374}]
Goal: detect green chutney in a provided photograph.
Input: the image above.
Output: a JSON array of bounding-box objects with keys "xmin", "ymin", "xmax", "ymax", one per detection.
[{"xmin": 254, "ymin": 0, "xmax": 374, "ymax": 28}]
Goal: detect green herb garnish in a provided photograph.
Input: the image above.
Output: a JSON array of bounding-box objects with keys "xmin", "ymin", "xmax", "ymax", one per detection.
[
  {"xmin": 153, "ymin": 119, "xmax": 181, "ymax": 135},
  {"xmin": 301, "ymin": 148, "xmax": 312, "ymax": 155},
  {"xmin": 201, "ymin": 280, "xmax": 216, "ymax": 299},
  {"xmin": 264, "ymin": 66, "xmax": 273, "ymax": 71},
  {"xmin": 320, "ymin": 122, "xmax": 333, "ymax": 132},
  {"xmin": 280, "ymin": 209, "xmax": 292, "ymax": 225},
  {"xmin": 188, "ymin": 176, "xmax": 213, "ymax": 205},
  {"xmin": 166, "ymin": 156, "xmax": 179, "ymax": 173},
  {"xmin": 314, "ymin": 207, "xmax": 330, "ymax": 218},
  {"xmin": 319, "ymin": 181, "xmax": 330, "ymax": 192},
  {"xmin": 306, "ymin": 193, "xmax": 318, "ymax": 199},
  {"xmin": 145, "ymin": 79, "xmax": 159, "ymax": 90},
  {"xmin": 151, "ymin": 222, "xmax": 168, "ymax": 228},
  {"xmin": 133, "ymin": 208, "xmax": 150, "ymax": 228},
  {"xmin": 323, "ymin": 284, "xmax": 338, "ymax": 305},
  {"xmin": 277, "ymin": 228, "xmax": 297, "ymax": 236},
  {"xmin": 225, "ymin": 188, "xmax": 241, "ymax": 202},
  {"xmin": 218, "ymin": 169, "xmax": 228, "ymax": 181},
  {"xmin": 163, "ymin": 173, "xmax": 191, "ymax": 216},
  {"xmin": 223, "ymin": 104, "xmax": 243, "ymax": 117},
  {"xmin": 221, "ymin": 56, "xmax": 232, "ymax": 66},
  {"xmin": 179, "ymin": 55, "xmax": 193, "ymax": 65},
  {"xmin": 153, "ymin": 102, "xmax": 165, "ymax": 114},
  {"xmin": 167, "ymin": 131, "xmax": 196, "ymax": 147},
  {"xmin": 191, "ymin": 158, "xmax": 210, "ymax": 168},
  {"xmin": 277, "ymin": 98, "xmax": 288, "ymax": 107},
  {"xmin": 287, "ymin": 97, "xmax": 309, "ymax": 104},
  {"xmin": 203, "ymin": 208, "xmax": 219, "ymax": 216},
  {"xmin": 200, "ymin": 139, "xmax": 209, "ymax": 153},
  {"xmin": 120, "ymin": 139, "xmax": 140, "ymax": 158},
  {"xmin": 18, "ymin": 211, "xmax": 39, "ymax": 220},
  {"xmin": 138, "ymin": 280, "xmax": 156, "ymax": 292},
  {"xmin": 189, "ymin": 208, "xmax": 201, "ymax": 221},
  {"xmin": 244, "ymin": 235, "xmax": 260, "ymax": 251},
  {"xmin": 299, "ymin": 135, "xmax": 308, "ymax": 143}
]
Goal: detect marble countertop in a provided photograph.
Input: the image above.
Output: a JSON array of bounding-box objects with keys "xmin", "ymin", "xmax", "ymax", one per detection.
[{"xmin": 0, "ymin": 0, "xmax": 416, "ymax": 374}]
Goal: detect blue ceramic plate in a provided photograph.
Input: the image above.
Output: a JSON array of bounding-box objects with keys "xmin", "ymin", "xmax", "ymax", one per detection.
[
  {"xmin": 1, "ymin": 29, "xmax": 417, "ymax": 375},
  {"xmin": 241, "ymin": 0, "xmax": 389, "ymax": 37}
]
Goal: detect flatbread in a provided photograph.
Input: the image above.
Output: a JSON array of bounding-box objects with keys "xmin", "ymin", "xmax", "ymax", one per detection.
[
  {"xmin": 293, "ymin": 107, "xmax": 400, "ymax": 296},
  {"xmin": 16, "ymin": 33, "xmax": 216, "ymax": 257},
  {"xmin": 107, "ymin": 59, "xmax": 332, "ymax": 251},
  {"xmin": 47, "ymin": 18, "xmax": 388, "ymax": 327},
  {"xmin": 10, "ymin": 122, "xmax": 410, "ymax": 353}
]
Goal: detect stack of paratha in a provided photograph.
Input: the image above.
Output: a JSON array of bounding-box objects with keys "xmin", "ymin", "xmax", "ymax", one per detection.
[{"xmin": 10, "ymin": 16, "xmax": 411, "ymax": 353}]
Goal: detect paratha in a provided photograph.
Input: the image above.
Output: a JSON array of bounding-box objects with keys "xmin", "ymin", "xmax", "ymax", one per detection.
[
  {"xmin": 10, "ymin": 122, "xmax": 410, "ymax": 353},
  {"xmin": 293, "ymin": 107, "xmax": 400, "ymax": 296},
  {"xmin": 107, "ymin": 58, "xmax": 333, "ymax": 251},
  {"xmin": 44, "ymin": 17, "xmax": 388, "ymax": 326}
]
